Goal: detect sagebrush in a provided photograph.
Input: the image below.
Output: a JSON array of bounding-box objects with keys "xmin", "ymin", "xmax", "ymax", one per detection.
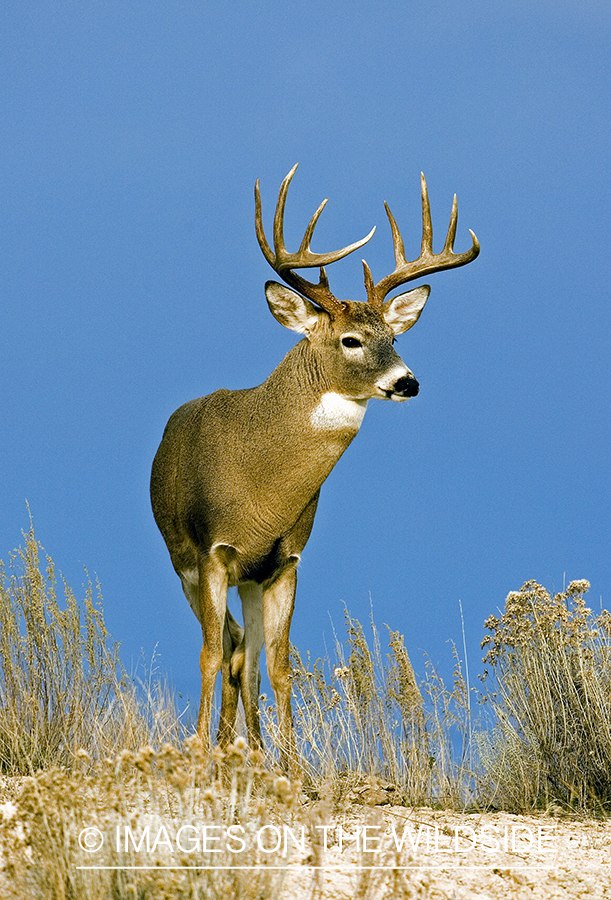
[{"xmin": 479, "ymin": 579, "xmax": 611, "ymax": 812}]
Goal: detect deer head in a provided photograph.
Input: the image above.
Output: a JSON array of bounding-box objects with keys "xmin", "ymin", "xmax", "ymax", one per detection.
[{"xmin": 254, "ymin": 164, "xmax": 479, "ymax": 405}]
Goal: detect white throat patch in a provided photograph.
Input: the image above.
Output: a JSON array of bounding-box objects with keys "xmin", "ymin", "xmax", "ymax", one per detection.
[{"xmin": 310, "ymin": 392, "xmax": 368, "ymax": 431}]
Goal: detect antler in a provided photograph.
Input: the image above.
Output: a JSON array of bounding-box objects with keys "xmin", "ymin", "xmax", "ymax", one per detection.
[
  {"xmin": 255, "ymin": 164, "xmax": 375, "ymax": 315},
  {"xmin": 363, "ymin": 173, "xmax": 480, "ymax": 308}
]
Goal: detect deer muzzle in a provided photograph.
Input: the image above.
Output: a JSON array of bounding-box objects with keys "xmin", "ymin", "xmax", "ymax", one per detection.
[{"xmin": 387, "ymin": 374, "xmax": 419, "ymax": 399}]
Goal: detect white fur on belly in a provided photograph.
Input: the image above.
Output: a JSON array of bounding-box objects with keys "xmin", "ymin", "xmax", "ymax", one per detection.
[{"xmin": 310, "ymin": 392, "xmax": 368, "ymax": 431}]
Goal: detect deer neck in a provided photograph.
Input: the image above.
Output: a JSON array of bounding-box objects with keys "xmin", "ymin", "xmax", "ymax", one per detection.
[
  {"xmin": 237, "ymin": 339, "xmax": 367, "ymax": 504},
  {"xmin": 262, "ymin": 338, "xmax": 368, "ymax": 436}
]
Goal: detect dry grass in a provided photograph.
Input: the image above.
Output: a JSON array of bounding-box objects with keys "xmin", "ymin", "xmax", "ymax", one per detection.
[
  {"xmin": 0, "ymin": 735, "xmax": 448, "ymax": 900},
  {"xmin": 0, "ymin": 521, "xmax": 184, "ymax": 775},
  {"xmin": 2, "ymin": 524, "xmax": 610, "ymax": 897},
  {"xmin": 0, "ymin": 526, "xmax": 473, "ymax": 897},
  {"xmin": 280, "ymin": 610, "xmax": 474, "ymax": 808},
  {"xmin": 478, "ymin": 579, "xmax": 611, "ymax": 813}
]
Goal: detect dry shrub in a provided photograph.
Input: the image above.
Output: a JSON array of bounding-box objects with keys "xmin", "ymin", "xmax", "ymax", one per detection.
[
  {"xmin": 0, "ymin": 522, "xmax": 184, "ymax": 774},
  {"xmin": 479, "ymin": 579, "xmax": 611, "ymax": 813},
  {"xmin": 0, "ymin": 739, "xmax": 304, "ymax": 900}
]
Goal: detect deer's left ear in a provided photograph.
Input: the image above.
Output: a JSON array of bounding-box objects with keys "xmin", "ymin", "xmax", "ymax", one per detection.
[{"xmin": 382, "ymin": 285, "xmax": 431, "ymax": 335}]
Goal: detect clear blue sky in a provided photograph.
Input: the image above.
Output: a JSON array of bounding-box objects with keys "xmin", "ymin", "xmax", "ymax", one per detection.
[{"xmin": 1, "ymin": 1, "xmax": 609, "ymax": 707}]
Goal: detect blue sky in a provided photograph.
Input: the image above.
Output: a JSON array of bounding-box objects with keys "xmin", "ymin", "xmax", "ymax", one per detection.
[{"xmin": 1, "ymin": 1, "xmax": 609, "ymax": 709}]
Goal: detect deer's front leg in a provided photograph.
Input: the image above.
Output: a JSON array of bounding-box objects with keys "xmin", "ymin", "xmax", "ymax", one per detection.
[
  {"xmin": 196, "ymin": 551, "xmax": 229, "ymax": 749},
  {"xmin": 263, "ymin": 563, "xmax": 298, "ymax": 771}
]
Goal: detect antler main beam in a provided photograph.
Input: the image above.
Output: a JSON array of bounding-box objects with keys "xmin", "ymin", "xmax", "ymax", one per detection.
[
  {"xmin": 255, "ymin": 164, "xmax": 375, "ymax": 314},
  {"xmin": 363, "ymin": 173, "xmax": 480, "ymax": 308}
]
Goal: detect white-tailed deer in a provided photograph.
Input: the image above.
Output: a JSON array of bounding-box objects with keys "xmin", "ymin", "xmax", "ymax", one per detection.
[{"xmin": 150, "ymin": 164, "xmax": 479, "ymax": 765}]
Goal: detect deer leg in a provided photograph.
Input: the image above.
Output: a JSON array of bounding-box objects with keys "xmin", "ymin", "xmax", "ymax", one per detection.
[
  {"xmin": 236, "ymin": 582, "xmax": 264, "ymax": 750},
  {"xmin": 195, "ymin": 551, "xmax": 229, "ymax": 749},
  {"xmin": 262, "ymin": 563, "xmax": 298, "ymax": 771},
  {"xmin": 217, "ymin": 609, "xmax": 243, "ymax": 748}
]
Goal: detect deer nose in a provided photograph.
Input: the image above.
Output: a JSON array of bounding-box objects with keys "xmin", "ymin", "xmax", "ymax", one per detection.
[{"xmin": 393, "ymin": 374, "xmax": 419, "ymax": 397}]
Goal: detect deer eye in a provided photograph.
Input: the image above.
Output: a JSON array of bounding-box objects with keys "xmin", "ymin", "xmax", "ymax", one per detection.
[{"xmin": 341, "ymin": 336, "xmax": 362, "ymax": 349}]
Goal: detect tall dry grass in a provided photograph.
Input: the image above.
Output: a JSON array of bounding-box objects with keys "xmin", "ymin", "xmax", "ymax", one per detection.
[
  {"xmin": 0, "ymin": 522, "xmax": 184, "ymax": 774},
  {"xmin": 280, "ymin": 610, "xmax": 474, "ymax": 808}
]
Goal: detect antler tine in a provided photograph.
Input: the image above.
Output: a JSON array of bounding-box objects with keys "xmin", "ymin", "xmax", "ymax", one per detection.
[
  {"xmin": 254, "ymin": 177, "xmax": 275, "ymax": 267},
  {"xmin": 384, "ymin": 202, "xmax": 407, "ymax": 268},
  {"xmin": 298, "ymin": 198, "xmax": 328, "ymax": 258},
  {"xmin": 362, "ymin": 258, "xmax": 375, "ymax": 302},
  {"xmin": 255, "ymin": 164, "xmax": 375, "ymax": 314},
  {"xmin": 272, "ymin": 163, "xmax": 299, "ymax": 266},
  {"xmin": 363, "ymin": 173, "xmax": 480, "ymax": 307},
  {"xmin": 420, "ymin": 172, "xmax": 434, "ymax": 256},
  {"xmin": 444, "ymin": 194, "xmax": 458, "ymax": 253}
]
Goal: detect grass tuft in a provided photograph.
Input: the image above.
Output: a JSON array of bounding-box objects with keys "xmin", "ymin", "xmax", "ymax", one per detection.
[{"xmin": 0, "ymin": 522, "xmax": 184, "ymax": 775}]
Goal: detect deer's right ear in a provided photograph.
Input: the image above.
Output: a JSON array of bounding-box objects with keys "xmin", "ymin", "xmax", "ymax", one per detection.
[{"xmin": 265, "ymin": 281, "xmax": 324, "ymax": 335}]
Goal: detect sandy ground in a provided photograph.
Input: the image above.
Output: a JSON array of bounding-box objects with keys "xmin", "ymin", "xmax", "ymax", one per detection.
[{"xmin": 279, "ymin": 806, "xmax": 611, "ymax": 899}]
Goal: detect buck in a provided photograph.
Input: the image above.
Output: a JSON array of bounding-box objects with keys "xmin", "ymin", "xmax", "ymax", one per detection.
[{"xmin": 150, "ymin": 164, "xmax": 479, "ymax": 764}]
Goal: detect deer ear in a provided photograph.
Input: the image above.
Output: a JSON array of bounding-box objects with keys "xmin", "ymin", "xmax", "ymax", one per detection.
[
  {"xmin": 265, "ymin": 281, "xmax": 324, "ymax": 335},
  {"xmin": 382, "ymin": 285, "xmax": 431, "ymax": 335}
]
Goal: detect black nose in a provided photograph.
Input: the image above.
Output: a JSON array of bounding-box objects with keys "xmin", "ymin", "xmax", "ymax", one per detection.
[{"xmin": 393, "ymin": 375, "xmax": 419, "ymax": 397}]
